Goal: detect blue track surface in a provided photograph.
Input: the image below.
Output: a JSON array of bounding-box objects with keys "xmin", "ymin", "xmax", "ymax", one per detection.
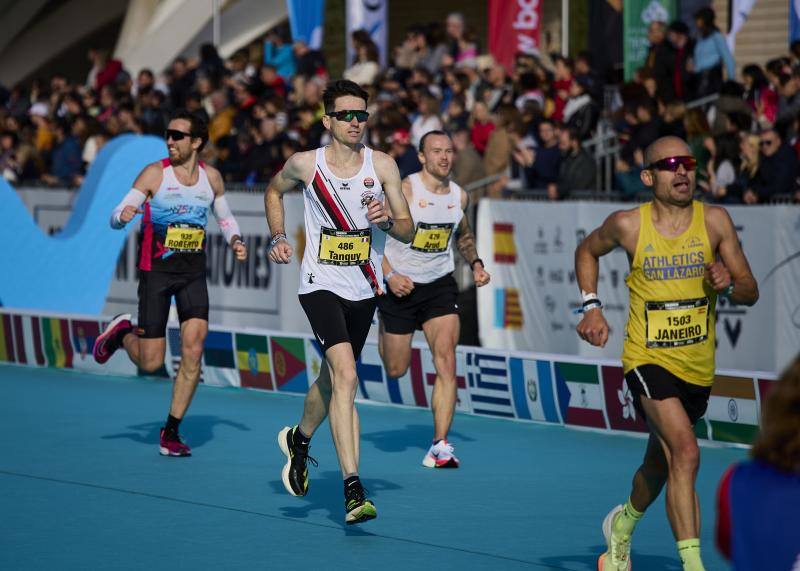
[{"xmin": 0, "ymin": 365, "xmax": 742, "ymax": 570}]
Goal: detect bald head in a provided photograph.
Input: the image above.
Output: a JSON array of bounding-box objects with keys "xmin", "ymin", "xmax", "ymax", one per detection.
[{"xmin": 644, "ymin": 136, "xmax": 692, "ymax": 166}]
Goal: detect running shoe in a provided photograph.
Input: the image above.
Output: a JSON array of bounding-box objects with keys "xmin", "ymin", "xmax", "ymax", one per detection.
[
  {"xmin": 422, "ymin": 439, "xmax": 460, "ymax": 468},
  {"xmin": 278, "ymin": 426, "xmax": 317, "ymax": 496},
  {"xmin": 93, "ymin": 313, "xmax": 132, "ymax": 364},
  {"xmin": 345, "ymin": 480, "xmax": 377, "ymax": 525},
  {"xmin": 598, "ymin": 504, "xmax": 632, "ymax": 571},
  {"xmin": 159, "ymin": 427, "xmax": 191, "ymax": 457}
]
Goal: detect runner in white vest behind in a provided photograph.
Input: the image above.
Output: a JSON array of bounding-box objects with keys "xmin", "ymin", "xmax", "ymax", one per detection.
[
  {"xmin": 378, "ymin": 130, "xmax": 490, "ymax": 468},
  {"xmin": 266, "ymin": 80, "xmax": 414, "ymax": 525}
]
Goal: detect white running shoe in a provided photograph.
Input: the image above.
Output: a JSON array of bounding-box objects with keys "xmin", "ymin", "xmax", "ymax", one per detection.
[
  {"xmin": 422, "ymin": 439, "xmax": 460, "ymax": 468},
  {"xmin": 598, "ymin": 504, "xmax": 632, "ymax": 570}
]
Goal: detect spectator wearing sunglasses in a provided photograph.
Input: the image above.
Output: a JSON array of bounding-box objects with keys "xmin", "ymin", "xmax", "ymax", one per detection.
[{"xmin": 744, "ymin": 127, "xmax": 799, "ymax": 204}]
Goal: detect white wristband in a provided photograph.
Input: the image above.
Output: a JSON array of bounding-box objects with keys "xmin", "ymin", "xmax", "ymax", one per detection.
[
  {"xmin": 385, "ymin": 270, "xmax": 397, "ymax": 281},
  {"xmin": 581, "ymin": 290, "xmax": 599, "ymax": 304}
]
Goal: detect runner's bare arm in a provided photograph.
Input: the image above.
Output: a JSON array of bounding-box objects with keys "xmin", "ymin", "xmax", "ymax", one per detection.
[
  {"xmin": 374, "ymin": 151, "xmax": 414, "ymax": 243},
  {"xmin": 575, "ymin": 209, "xmax": 634, "ymax": 295},
  {"xmin": 455, "ymin": 193, "xmax": 479, "ymax": 265},
  {"xmin": 265, "ymin": 151, "xmax": 314, "ymax": 236},
  {"xmin": 707, "ymin": 206, "xmax": 759, "ymax": 305}
]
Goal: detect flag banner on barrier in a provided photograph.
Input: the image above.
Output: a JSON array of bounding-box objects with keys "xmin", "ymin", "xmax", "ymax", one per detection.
[
  {"xmin": 707, "ymin": 375, "xmax": 759, "ymax": 445},
  {"xmin": 236, "ymin": 333, "xmax": 272, "ymax": 390},
  {"xmin": 70, "ymin": 319, "xmax": 103, "ymax": 373},
  {"xmin": 356, "ymin": 343, "xmax": 387, "ymax": 402},
  {"xmin": 554, "ymin": 361, "xmax": 607, "ymax": 429},
  {"xmin": 304, "ymin": 338, "xmax": 324, "ymax": 394},
  {"xmin": 508, "ymin": 357, "xmax": 559, "ymax": 423},
  {"xmin": 41, "ymin": 317, "xmax": 73, "ymax": 369},
  {"xmin": 0, "ymin": 313, "xmax": 14, "ymax": 363},
  {"xmin": 601, "ymin": 365, "xmax": 648, "ymax": 433},
  {"xmin": 0, "ymin": 309, "xmax": 782, "ymax": 448},
  {"xmin": 466, "ymin": 351, "xmax": 515, "ymax": 418},
  {"xmin": 271, "ymin": 336, "xmax": 308, "ymax": 393},
  {"xmin": 202, "ymin": 330, "xmax": 239, "ymax": 387}
]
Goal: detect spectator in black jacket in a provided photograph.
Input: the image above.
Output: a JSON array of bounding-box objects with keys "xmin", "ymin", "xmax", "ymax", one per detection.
[
  {"xmin": 744, "ymin": 128, "xmax": 798, "ymax": 203},
  {"xmin": 646, "ymin": 21, "xmax": 675, "ymax": 102},
  {"xmin": 557, "ymin": 127, "xmax": 596, "ymax": 199}
]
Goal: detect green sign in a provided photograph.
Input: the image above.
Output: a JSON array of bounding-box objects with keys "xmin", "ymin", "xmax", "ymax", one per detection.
[{"xmin": 623, "ymin": 0, "xmax": 677, "ymax": 80}]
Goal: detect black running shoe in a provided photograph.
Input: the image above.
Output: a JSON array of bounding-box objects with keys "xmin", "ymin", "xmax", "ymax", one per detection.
[
  {"xmin": 278, "ymin": 425, "xmax": 317, "ymax": 496},
  {"xmin": 344, "ymin": 480, "xmax": 377, "ymax": 525}
]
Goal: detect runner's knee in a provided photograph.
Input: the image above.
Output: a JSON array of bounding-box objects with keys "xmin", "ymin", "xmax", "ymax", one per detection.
[{"xmin": 670, "ymin": 441, "xmax": 700, "ymax": 474}]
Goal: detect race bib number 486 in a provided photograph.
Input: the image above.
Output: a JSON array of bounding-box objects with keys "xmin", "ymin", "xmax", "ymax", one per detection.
[
  {"xmin": 645, "ymin": 297, "xmax": 709, "ymax": 348},
  {"xmin": 318, "ymin": 227, "xmax": 372, "ymax": 266}
]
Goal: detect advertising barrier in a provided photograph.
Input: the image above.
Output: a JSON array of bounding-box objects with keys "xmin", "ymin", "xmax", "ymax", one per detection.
[
  {"xmin": 0, "ymin": 308, "xmax": 778, "ymax": 448},
  {"xmin": 476, "ymin": 200, "xmax": 800, "ymax": 374}
]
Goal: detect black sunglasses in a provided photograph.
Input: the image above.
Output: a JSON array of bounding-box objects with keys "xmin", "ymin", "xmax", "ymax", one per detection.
[
  {"xmin": 328, "ymin": 110, "xmax": 370, "ymax": 123},
  {"xmin": 645, "ymin": 155, "xmax": 697, "ymax": 172},
  {"xmin": 165, "ymin": 129, "xmax": 192, "ymax": 141}
]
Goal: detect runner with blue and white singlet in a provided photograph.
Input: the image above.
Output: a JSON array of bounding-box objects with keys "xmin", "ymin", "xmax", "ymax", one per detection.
[{"xmin": 94, "ymin": 110, "xmax": 248, "ymax": 457}]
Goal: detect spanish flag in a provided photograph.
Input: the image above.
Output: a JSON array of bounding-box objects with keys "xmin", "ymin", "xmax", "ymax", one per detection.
[
  {"xmin": 493, "ymin": 223, "xmax": 516, "ymax": 263},
  {"xmin": 42, "ymin": 317, "xmax": 73, "ymax": 368}
]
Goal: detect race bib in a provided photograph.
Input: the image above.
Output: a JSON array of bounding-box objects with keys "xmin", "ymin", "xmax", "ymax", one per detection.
[
  {"xmin": 318, "ymin": 227, "xmax": 372, "ymax": 266},
  {"xmin": 645, "ymin": 297, "xmax": 709, "ymax": 348},
  {"xmin": 164, "ymin": 225, "xmax": 205, "ymax": 252},
  {"xmin": 411, "ymin": 222, "xmax": 454, "ymax": 253}
]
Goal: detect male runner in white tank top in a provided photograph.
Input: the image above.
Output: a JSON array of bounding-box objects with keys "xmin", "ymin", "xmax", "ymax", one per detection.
[
  {"xmin": 378, "ymin": 131, "xmax": 490, "ymax": 469},
  {"xmin": 93, "ymin": 110, "xmax": 248, "ymax": 457},
  {"xmin": 266, "ymin": 80, "xmax": 413, "ymax": 524}
]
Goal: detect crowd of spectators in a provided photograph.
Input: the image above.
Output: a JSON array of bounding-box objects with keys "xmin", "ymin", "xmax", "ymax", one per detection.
[{"xmin": 1, "ymin": 8, "xmax": 799, "ymax": 203}]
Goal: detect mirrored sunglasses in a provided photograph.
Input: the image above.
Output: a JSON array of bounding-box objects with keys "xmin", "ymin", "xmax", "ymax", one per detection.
[
  {"xmin": 645, "ymin": 155, "xmax": 697, "ymax": 172},
  {"xmin": 329, "ymin": 110, "xmax": 370, "ymax": 123}
]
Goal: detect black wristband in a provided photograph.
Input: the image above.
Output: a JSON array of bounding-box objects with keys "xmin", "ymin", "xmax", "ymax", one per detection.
[
  {"xmin": 378, "ymin": 217, "xmax": 394, "ymax": 232},
  {"xmin": 470, "ymin": 258, "xmax": 484, "ymax": 270}
]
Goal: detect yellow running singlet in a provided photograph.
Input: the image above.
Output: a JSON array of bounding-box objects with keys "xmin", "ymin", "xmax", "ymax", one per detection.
[{"xmin": 622, "ymin": 201, "xmax": 717, "ymax": 386}]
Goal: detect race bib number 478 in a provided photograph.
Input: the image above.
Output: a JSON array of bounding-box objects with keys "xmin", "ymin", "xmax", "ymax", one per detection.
[
  {"xmin": 318, "ymin": 227, "xmax": 372, "ymax": 266},
  {"xmin": 411, "ymin": 222, "xmax": 454, "ymax": 253}
]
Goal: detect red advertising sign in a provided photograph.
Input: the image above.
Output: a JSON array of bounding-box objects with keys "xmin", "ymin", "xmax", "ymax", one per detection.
[{"xmin": 488, "ymin": 0, "xmax": 542, "ymax": 72}]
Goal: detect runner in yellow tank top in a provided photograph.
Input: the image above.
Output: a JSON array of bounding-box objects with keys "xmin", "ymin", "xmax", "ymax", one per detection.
[{"xmin": 574, "ymin": 137, "xmax": 759, "ymax": 571}]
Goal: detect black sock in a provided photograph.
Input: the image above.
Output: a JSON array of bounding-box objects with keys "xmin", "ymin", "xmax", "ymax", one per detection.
[
  {"xmin": 344, "ymin": 475, "xmax": 361, "ymax": 494},
  {"xmin": 165, "ymin": 414, "xmax": 181, "ymax": 433},
  {"xmin": 292, "ymin": 426, "xmax": 311, "ymax": 448}
]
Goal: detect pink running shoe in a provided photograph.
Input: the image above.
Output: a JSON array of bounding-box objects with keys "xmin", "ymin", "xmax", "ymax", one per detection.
[
  {"xmin": 422, "ymin": 439, "xmax": 460, "ymax": 468},
  {"xmin": 159, "ymin": 428, "xmax": 191, "ymax": 457},
  {"xmin": 93, "ymin": 314, "xmax": 132, "ymax": 364}
]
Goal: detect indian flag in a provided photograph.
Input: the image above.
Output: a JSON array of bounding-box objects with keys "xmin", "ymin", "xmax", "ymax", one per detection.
[{"xmin": 707, "ymin": 375, "xmax": 759, "ymax": 444}]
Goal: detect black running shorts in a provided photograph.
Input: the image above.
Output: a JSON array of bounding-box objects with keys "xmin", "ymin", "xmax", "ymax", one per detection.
[
  {"xmin": 377, "ymin": 273, "xmax": 459, "ymax": 335},
  {"xmin": 298, "ymin": 290, "xmax": 376, "ymax": 359},
  {"xmin": 137, "ymin": 270, "xmax": 209, "ymax": 338},
  {"xmin": 624, "ymin": 364, "xmax": 712, "ymax": 425}
]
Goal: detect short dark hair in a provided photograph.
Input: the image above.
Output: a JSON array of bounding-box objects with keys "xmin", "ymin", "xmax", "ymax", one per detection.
[
  {"xmin": 419, "ymin": 129, "xmax": 451, "ymax": 153},
  {"xmin": 171, "ymin": 109, "xmax": 209, "ymax": 151},
  {"xmin": 323, "ymin": 80, "xmax": 369, "ymax": 113}
]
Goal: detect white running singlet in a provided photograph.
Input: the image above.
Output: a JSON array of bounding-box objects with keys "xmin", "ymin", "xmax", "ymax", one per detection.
[
  {"xmin": 298, "ymin": 146, "xmax": 386, "ymax": 300},
  {"xmin": 383, "ymin": 172, "xmax": 463, "ymax": 284}
]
